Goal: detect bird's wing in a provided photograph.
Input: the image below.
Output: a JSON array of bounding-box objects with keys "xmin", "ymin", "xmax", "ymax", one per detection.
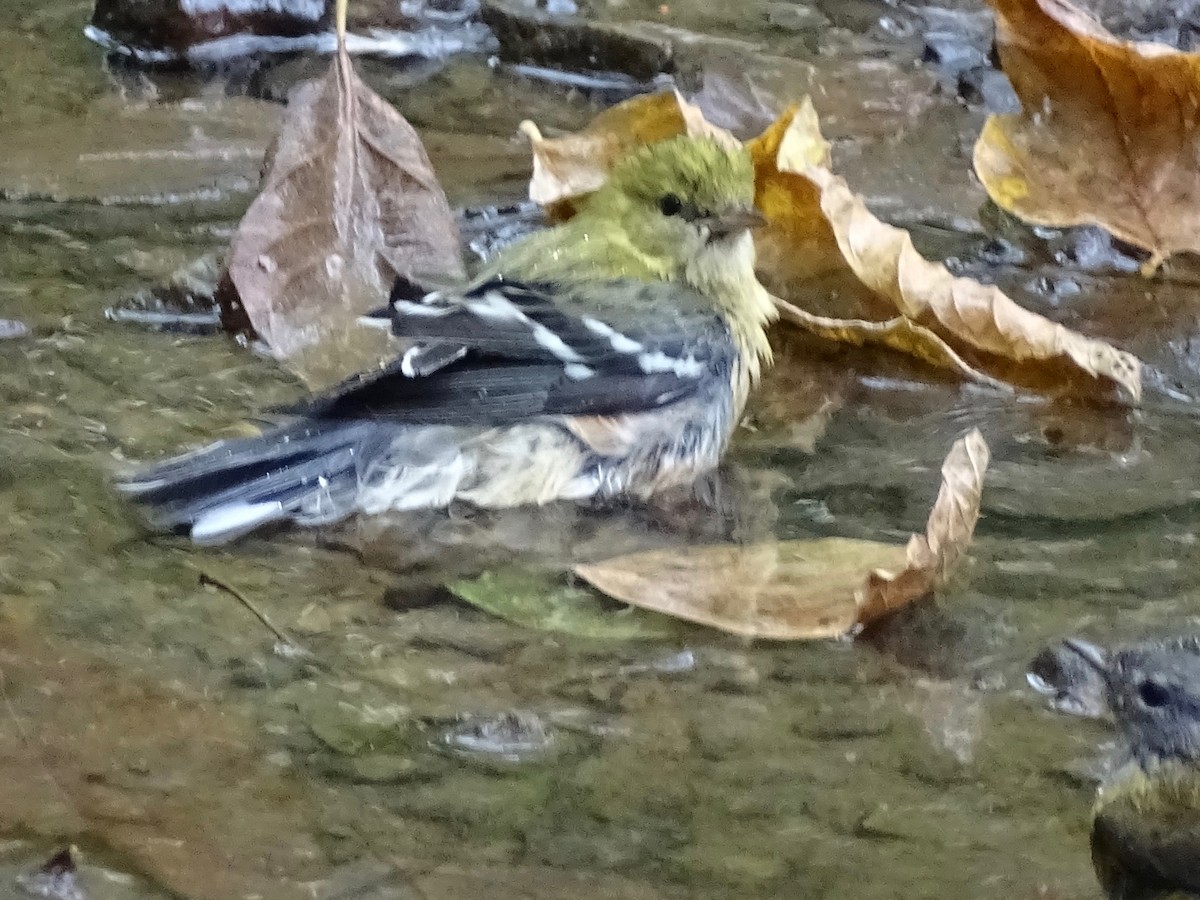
[{"xmin": 299, "ymin": 277, "xmax": 734, "ymax": 426}]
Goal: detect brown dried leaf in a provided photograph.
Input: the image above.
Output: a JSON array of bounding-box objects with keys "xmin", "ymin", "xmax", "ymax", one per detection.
[
  {"xmin": 773, "ymin": 298, "xmax": 1014, "ymax": 392},
  {"xmin": 859, "ymin": 427, "xmax": 990, "ymax": 624},
  {"xmin": 225, "ymin": 34, "xmax": 463, "ymax": 389},
  {"xmin": 747, "ymin": 106, "xmax": 845, "ymax": 285},
  {"xmin": 974, "ymin": 0, "xmax": 1200, "ymax": 273},
  {"xmin": 576, "ymin": 538, "xmax": 903, "ymax": 639},
  {"xmin": 757, "ymin": 101, "xmax": 1143, "ymax": 401},
  {"xmin": 521, "ymin": 90, "xmax": 738, "ymax": 214},
  {"xmin": 574, "ymin": 430, "xmax": 990, "ymax": 640}
]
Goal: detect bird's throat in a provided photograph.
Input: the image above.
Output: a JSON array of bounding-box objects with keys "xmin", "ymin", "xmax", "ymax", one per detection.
[{"xmin": 685, "ymin": 232, "xmax": 777, "ymax": 382}]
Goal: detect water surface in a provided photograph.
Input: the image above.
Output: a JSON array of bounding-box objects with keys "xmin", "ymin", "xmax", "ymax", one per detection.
[{"xmin": 1, "ymin": 2, "xmax": 1194, "ymax": 898}]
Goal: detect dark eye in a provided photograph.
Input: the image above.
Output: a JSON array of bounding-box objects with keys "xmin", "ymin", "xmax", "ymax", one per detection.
[
  {"xmin": 658, "ymin": 193, "xmax": 683, "ymax": 217},
  {"xmin": 1138, "ymin": 679, "xmax": 1171, "ymax": 708}
]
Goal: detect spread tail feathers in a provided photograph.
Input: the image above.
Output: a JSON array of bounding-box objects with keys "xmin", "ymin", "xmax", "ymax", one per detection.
[{"xmin": 116, "ymin": 421, "xmax": 382, "ymax": 544}]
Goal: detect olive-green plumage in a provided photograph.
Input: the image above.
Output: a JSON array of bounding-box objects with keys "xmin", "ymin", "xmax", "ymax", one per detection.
[
  {"xmin": 483, "ymin": 136, "xmax": 775, "ymax": 375},
  {"xmin": 1062, "ymin": 638, "xmax": 1200, "ymax": 899}
]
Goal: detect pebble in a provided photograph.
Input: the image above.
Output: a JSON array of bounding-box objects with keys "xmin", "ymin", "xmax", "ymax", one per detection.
[
  {"xmin": 440, "ymin": 710, "xmax": 558, "ymax": 763},
  {"xmin": 0, "ymin": 319, "xmax": 29, "ymax": 340},
  {"xmin": 957, "ymin": 66, "xmax": 1021, "ymax": 114}
]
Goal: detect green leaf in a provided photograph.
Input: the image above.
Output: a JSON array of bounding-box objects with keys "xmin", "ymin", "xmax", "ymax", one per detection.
[{"xmin": 448, "ymin": 568, "xmax": 680, "ymax": 640}]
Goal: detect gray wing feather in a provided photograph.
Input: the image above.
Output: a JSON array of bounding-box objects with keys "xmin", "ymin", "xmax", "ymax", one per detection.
[{"xmin": 303, "ymin": 277, "xmax": 734, "ymax": 425}]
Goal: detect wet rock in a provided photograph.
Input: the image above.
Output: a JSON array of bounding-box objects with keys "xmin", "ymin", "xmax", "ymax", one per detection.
[
  {"xmin": 917, "ymin": 4, "xmax": 993, "ymax": 51},
  {"xmin": 1051, "ymin": 226, "xmax": 1145, "ymax": 274},
  {"xmin": 88, "ymin": 0, "xmax": 491, "ymax": 65},
  {"xmin": 341, "ymin": 753, "xmax": 423, "ymax": 783},
  {"xmin": 817, "ymin": 0, "xmax": 917, "ymax": 36},
  {"xmin": 16, "ymin": 848, "xmax": 84, "ymax": 900},
  {"xmin": 0, "ymin": 319, "xmax": 30, "ymax": 340},
  {"xmin": 106, "ymin": 253, "xmax": 223, "ymax": 334},
  {"xmin": 302, "ymin": 691, "xmax": 414, "ymax": 757},
  {"xmin": 765, "ymin": 2, "xmax": 831, "ymax": 34},
  {"xmin": 956, "ymin": 66, "xmax": 1021, "ymax": 113},
  {"xmin": 386, "ymin": 771, "xmax": 550, "ymax": 829},
  {"xmin": 1181, "ymin": 18, "xmax": 1200, "ymax": 50},
  {"xmin": 90, "ymin": 0, "xmax": 331, "ymax": 60},
  {"xmin": 439, "ymin": 710, "xmax": 559, "ymax": 764},
  {"xmin": 1023, "ymin": 273, "xmax": 1082, "ymax": 306},
  {"xmin": 1096, "ymin": 0, "xmax": 1200, "ymax": 47},
  {"xmin": 976, "ymin": 236, "xmax": 1028, "ymax": 268},
  {"xmin": 922, "ymin": 35, "xmax": 988, "ymax": 76},
  {"xmin": 460, "ymin": 201, "xmax": 544, "ymax": 263},
  {"xmin": 481, "ymin": 0, "xmax": 675, "ymax": 83},
  {"xmin": 793, "ymin": 705, "xmax": 897, "ymax": 742},
  {"xmin": 381, "ymin": 583, "xmax": 461, "ymax": 611},
  {"xmin": 500, "ymin": 63, "xmax": 671, "ymax": 101}
]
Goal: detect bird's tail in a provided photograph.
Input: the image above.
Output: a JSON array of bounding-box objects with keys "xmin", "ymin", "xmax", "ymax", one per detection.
[{"xmin": 116, "ymin": 421, "xmax": 383, "ymax": 544}]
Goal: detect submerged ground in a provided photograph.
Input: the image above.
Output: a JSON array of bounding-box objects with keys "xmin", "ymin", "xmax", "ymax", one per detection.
[{"xmin": 4, "ymin": 1, "xmax": 1200, "ymax": 897}]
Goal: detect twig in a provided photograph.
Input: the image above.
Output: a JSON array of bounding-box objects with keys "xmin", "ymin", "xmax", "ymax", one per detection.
[{"xmin": 197, "ymin": 571, "xmax": 313, "ymax": 660}]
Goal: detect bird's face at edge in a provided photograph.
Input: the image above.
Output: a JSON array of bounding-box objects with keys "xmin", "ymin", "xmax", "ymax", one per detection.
[{"xmin": 1072, "ymin": 636, "xmax": 1200, "ymax": 769}]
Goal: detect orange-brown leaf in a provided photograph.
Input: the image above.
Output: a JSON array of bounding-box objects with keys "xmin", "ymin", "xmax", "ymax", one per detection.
[
  {"xmin": 974, "ymin": 0, "xmax": 1200, "ymax": 271},
  {"xmin": 747, "ymin": 102, "xmax": 845, "ymax": 285},
  {"xmin": 859, "ymin": 427, "xmax": 990, "ymax": 624},
  {"xmin": 225, "ymin": 38, "xmax": 463, "ymax": 389},
  {"xmin": 760, "ymin": 101, "xmax": 1142, "ymax": 401},
  {"xmin": 574, "ymin": 430, "xmax": 990, "ymax": 640}
]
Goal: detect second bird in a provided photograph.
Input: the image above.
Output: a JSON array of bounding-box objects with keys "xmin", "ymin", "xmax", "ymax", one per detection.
[
  {"xmin": 1059, "ymin": 637, "xmax": 1200, "ymax": 900},
  {"xmin": 118, "ymin": 136, "xmax": 777, "ymax": 543}
]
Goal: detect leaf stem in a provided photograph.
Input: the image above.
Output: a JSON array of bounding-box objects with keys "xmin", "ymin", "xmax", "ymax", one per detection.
[{"xmin": 335, "ymin": 0, "xmax": 348, "ymax": 43}]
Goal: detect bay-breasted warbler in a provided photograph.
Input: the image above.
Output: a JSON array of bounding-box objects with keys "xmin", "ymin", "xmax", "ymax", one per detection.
[
  {"xmin": 1047, "ymin": 637, "xmax": 1200, "ymax": 899},
  {"xmin": 119, "ymin": 135, "xmax": 777, "ymax": 543}
]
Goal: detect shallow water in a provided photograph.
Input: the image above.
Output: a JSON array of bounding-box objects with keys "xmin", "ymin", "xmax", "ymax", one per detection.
[{"xmin": 1, "ymin": 1, "xmax": 1198, "ymax": 898}]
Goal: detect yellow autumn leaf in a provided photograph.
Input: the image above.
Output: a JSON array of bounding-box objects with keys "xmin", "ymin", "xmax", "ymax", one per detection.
[{"xmin": 974, "ymin": 0, "xmax": 1200, "ymax": 274}]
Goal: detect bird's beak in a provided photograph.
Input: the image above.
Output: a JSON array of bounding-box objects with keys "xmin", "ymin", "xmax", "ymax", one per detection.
[
  {"xmin": 1063, "ymin": 638, "xmax": 1108, "ymax": 675},
  {"xmin": 703, "ymin": 206, "xmax": 767, "ymax": 241}
]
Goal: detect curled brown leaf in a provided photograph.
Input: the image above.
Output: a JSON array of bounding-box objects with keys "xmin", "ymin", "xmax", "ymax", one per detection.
[
  {"xmin": 758, "ymin": 101, "xmax": 1143, "ymax": 402},
  {"xmin": 859, "ymin": 427, "xmax": 990, "ymax": 624},
  {"xmin": 574, "ymin": 430, "xmax": 991, "ymax": 640}
]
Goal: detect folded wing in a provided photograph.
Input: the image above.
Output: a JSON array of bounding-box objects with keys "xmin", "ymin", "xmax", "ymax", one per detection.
[{"xmin": 301, "ymin": 277, "xmax": 734, "ymax": 426}]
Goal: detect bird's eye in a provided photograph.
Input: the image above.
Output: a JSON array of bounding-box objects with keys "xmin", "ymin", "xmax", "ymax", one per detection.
[
  {"xmin": 1138, "ymin": 679, "xmax": 1171, "ymax": 708},
  {"xmin": 658, "ymin": 194, "xmax": 684, "ymax": 217}
]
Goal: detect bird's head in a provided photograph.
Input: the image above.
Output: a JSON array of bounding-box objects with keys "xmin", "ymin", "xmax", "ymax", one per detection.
[
  {"xmin": 577, "ymin": 135, "xmax": 775, "ymax": 369},
  {"xmin": 1066, "ymin": 636, "xmax": 1200, "ymax": 769},
  {"xmin": 580, "ymin": 135, "xmax": 763, "ymax": 285}
]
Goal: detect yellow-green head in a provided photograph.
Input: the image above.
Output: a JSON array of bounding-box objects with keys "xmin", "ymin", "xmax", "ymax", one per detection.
[
  {"xmin": 579, "ymin": 136, "xmax": 759, "ymax": 270},
  {"xmin": 489, "ymin": 135, "xmax": 775, "ymax": 371}
]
